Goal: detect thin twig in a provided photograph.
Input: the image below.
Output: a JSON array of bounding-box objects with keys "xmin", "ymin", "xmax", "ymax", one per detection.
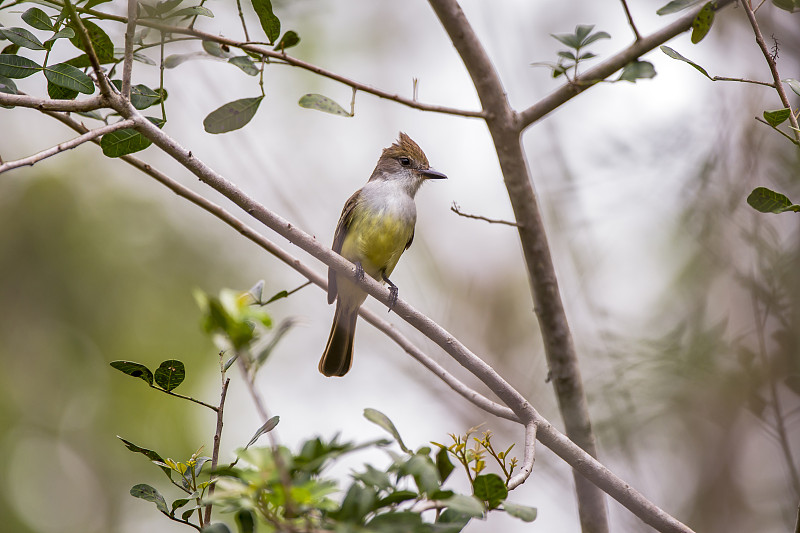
[
  {"xmin": 619, "ymin": 0, "xmax": 641, "ymax": 41},
  {"xmin": 35, "ymin": 0, "xmax": 485, "ymax": 119},
  {"xmin": 63, "ymin": 0, "xmax": 114, "ymax": 96},
  {"xmin": 755, "ymin": 117, "xmax": 800, "ymax": 146},
  {"xmin": 203, "ymin": 376, "xmax": 230, "ymax": 524},
  {"xmin": 712, "ymin": 75, "xmax": 775, "ymax": 87},
  {"xmin": 235, "ymin": 0, "xmax": 250, "ymax": 41},
  {"xmin": 507, "ymin": 421, "xmax": 537, "ymax": 489},
  {"xmin": 740, "ymin": 0, "xmax": 800, "ymax": 141},
  {"xmin": 121, "ymin": 0, "xmax": 138, "ymax": 99},
  {"xmin": 0, "ymin": 119, "xmax": 133, "ymax": 174},
  {"xmin": 153, "ymin": 385, "xmax": 219, "ymax": 412},
  {"xmin": 451, "ymin": 202, "xmax": 521, "ymax": 227}
]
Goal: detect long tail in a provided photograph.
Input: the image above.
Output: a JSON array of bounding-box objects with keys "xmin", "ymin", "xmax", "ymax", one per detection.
[{"xmin": 319, "ymin": 302, "xmax": 358, "ymax": 377}]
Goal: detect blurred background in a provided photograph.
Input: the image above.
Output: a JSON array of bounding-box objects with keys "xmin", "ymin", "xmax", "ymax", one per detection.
[{"xmin": 1, "ymin": 0, "xmax": 799, "ymax": 532}]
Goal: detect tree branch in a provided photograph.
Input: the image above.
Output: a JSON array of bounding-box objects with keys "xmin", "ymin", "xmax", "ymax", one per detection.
[
  {"xmin": 740, "ymin": 0, "xmax": 800, "ymax": 140},
  {"xmin": 37, "ymin": 0, "xmax": 484, "ymax": 119},
  {"xmin": 507, "ymin": 421, "xmax": 536, "ymax": 489},
  {"xmin": 0, "ymin": 92, "xmax": 106, "ymax": 112},
  {"xmin": 121, "ymin": 0, "xmax": 138, "ymax": 99},
  {"xmin": 0, "ymin": 119, "xmax": 133, "ymax": 174},
  {"xmin": 63, "ymin": 0, "xmax": 114, "ymax": 97},
  {"xmin": 517, "ymin": 0, "xmax": 736, "ymax": 129},
  {"xmin": 426, "ymin": 1, "xmax": 608, "ymax": 531}
]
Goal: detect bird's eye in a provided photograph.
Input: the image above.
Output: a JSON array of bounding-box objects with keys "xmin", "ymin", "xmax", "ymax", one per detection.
[{"xmin": 398, "ymin": 157, "xmax": 411, "ymax": 167}]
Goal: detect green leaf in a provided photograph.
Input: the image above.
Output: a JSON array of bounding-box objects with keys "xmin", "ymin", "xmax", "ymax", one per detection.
[
  {"xmin": 660, "ymin": 46, "xmax": 711, "ymax": 79},
  {"xmin": 111, "ymin": 80, "xmax": 162, "ymax": 109},
  {"xmin": 436, "ymin": 508, "xmax": 472, "ymax": 533},
  {"xmin": 247, "ymin": 280, "xmax": 265, "ymax": 302},
  {"xmin": 202, "ymin": 40, "xmax": 233, "ymax": 58},
  {"xmin": 582, "ymin": 30, "xmax": 610, "ymax": 47},
  {"xmin": 298, "ymin": 93, "xmax": 351, "ymax": 117},
  {"xmin": 472, "ymin": 473, "xmax": 507, "ymax": 510},
  {"xmin": 763, "ymin": 108, "xmax": 791, "ymax": 127},
  {"xmin": 133, "ymin": 52, "xmax": 156, "ymax": 65},
  {"xmin": 366, "ymin": 511, "xmax": 423, "ymax": 530},
  {"xmin": 657, "ymin": 0, "xmax": 701, "ymax": 15},
  {"xmin": 251, "ymin": 0, "xmax": 280, "ymax": 43},
  {"xmin": 435, "ymin": 447, "xmax": 455, "ymax": 483},
  {"xmin": 68, "ymin": 18, "xmax": 114, "ymax": 63},
  {"xmin": 551, "ymin": 32, "xmax": 581, "ymax": 50},
  {"xmin": 618, "ymin": 60, "xmax": 656, "ymax": 82},
  {"xmin": 172, "ymin": 6, "xmax": 214, "ymax": 18},
  {"xmin": 171, "ymin": 497, "xmax": 191, "ymax": 514},
  {"xmin": 164, "ymin": 52, "xmax": 205, "ymax": 68},
  {"xmin": 772, "ymin": 0, "xmax": 798, "ymax": 11},
  {"xmin": 331, "ymin": 483, "xmax": 376, "ymax": 522},
  {"xmin": 1, "ymin": 44, "xmax": 21, "ymax": 55},
  {"xmin": 375, "ymin": 489, "xmax": 417, "ymax": 507},
  {"xmin": 691, "ymin": 2, "xmax": 714, "ymax": 44},
  {"xmin": 151, "ymin": 0, "xmax": 183, "ymax": 17},
  {"xmin": 355, "ymin": 465, "xmax": 393, "ymax": 491},
  {"xmin": 22, "ymin": 8, "xmax": 54, "ymax": 31},
  {"xmin": 245, "ymin": 416, "xmax": 280, "ymax": 448},
  {"xmin": 364, "ymin": 408, "xmax": 410, "ymax": 453},
  {"xmin": 0, "ymin": 27, "xmax": 45, "ymax": 50},
  {"xmin": 234, "ymin": 510, "xmax": 255, "ymax": 533},
  {"xmin": 0, "ymin": 74, "xmax": 18, "ymax": 108},
  {"xmin": 442, "ymin": 494, "xmax": 485, "ymax": 518},
  {"xmin": 48, "ymin": 80, "xmax": 78, "ymax": 99},
  {"xmin": 101, "ymin": 117, "xmax": 163, "ymax": 157},
  {"xmin": 130, "ymin": 484, "xmax": 168, "ymax": 514},
  {"xmin": 574, "ymin": 24, "xmax": 594, "ymax": 43},
  {"xmin": 110, "ymin": 360, "xmax": 154, "ymax": 385},
  {"xmin": 43, "ymin": 62, "xmax": 94, "ymax": 93},
  {"xmin": 44, "ymin": 27, "xmax": 76, "ymax": 50},
  {"xmin": 228, "ymin": 55, "xmax": 259, "ymax": 76},
  {"xmin": 202, "ymin": 524, "xmax": 232, "ymax": 533},
  {"xmin": 403, "ymin": 453, "xmax": 441, "ymax": 495},
  {"xmin": 154, "ymin": 359, "xmax": 185, "ymax": 391},
  {"xmin": 783, "ymin": 78, "xmax": 800, "ymax": 97},
  {"xmin": 274, "ymin": 30, "xmax": 300, "ymax": 51},
  {"xmin": 746, "ymin": 187, "xmax": 800, "ymax": 214},
  {"xmin": 203, "ymin": 96, "xmax": 264, "ymax": 134},
  {"xmin": 503, "ymin": 501, "xmax": 538, "ymax": 522},
  {"xmin": 117, "ymin": 436, "xmax": 173, "ymax": 479}
]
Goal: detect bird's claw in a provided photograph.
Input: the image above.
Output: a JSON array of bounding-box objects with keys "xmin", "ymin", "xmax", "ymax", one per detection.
[
  {"xmin": 355, "ymin": 262, "xmax": 365, "ymax": 281},
  {"xmin": 387, "ymin": 285, "xmax": 399, "ymax": 312}
]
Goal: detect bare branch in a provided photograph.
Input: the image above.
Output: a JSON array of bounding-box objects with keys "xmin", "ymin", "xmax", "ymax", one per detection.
[
  {"xmin": 712, "ymin": 75, "xmax": 775, "ymax": 87},
  {"xmin": 619, "ymin": 0, "xmax": 641, "ymax": 41},
  {"xmin": 204, "ymin": 374, "xmax": 230, "ymax": 524},
  {"xmin": 740, "ymin": 0, "xmax": 800, "ymax": 141},
  {"xmin": 0, "ymin": 119, "xmax": 134, "ymax": 175},
  {"xmin": 36, "ymin": 0, "xmax": 484, "ymax": 119},
  {"xmin": 63, "ymin": 0, "xmax": 114, "ymax": 97},
  {"xmin": 121, "ymin": 0, "xmax": 138, "ymax": 99},
  {"xmin": 507, "ymin": 421, "xmax": 536, "ymax": 489},
  {"xmin": 517, "ymin": 0, "xmax": 736, "ymax": 129},
  {"xmin": 451, "ymin": 202, "xmax": 521, "ymax": 227},
  {"xmin": 0, "ymin": 92, "xmax": 106, "ymax": 112}
]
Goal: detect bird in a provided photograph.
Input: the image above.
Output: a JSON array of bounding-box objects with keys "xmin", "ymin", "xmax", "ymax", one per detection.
[{"xmin": 319, "ymin": 132, "xmax": 447, "ymax": 377}]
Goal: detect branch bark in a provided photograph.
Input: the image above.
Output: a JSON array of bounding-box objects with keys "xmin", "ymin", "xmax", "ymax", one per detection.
[{"xmin": 427, "ymin": 1, "xmax": 608, "ymax": 531}]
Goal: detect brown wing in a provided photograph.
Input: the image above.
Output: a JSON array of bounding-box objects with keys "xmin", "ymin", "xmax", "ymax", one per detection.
[{"xmin": 328, "ymin": 189, "xmax": 361, "ymax": 304}]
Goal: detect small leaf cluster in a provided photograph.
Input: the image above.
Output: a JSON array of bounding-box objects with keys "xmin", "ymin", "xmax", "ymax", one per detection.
[
  {"xmin": 536, "ymin": 24, "xmax": 610, "ymax": 79},
  {"xmin": 120, "ymin": 437, "xmax": 215, "ymax": 529},
  {"xmin": 203, "ymin": 410, "xmax": 537, "ymax": 533},
  {"xmin": 111, "ymin": 358, "xmax": 187, "ymax": 391}
]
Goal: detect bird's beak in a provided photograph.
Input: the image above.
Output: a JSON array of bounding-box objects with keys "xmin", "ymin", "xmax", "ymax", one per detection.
[{"xmin": 420, "ymin": 168, "xmax": 447, "ymax": 180}]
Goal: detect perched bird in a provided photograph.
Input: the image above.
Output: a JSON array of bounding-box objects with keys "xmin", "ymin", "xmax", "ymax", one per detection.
[{"xmin": 319, "ymin": 132, "xmax": 446, "ymax": 377}]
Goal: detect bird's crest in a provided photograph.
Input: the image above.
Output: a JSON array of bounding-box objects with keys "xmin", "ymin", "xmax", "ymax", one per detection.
[{"xmin": 382, "ymin": 132, "xmax": 430, "ymax": 168}]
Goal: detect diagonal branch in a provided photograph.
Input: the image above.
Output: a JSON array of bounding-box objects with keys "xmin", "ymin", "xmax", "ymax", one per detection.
[
  {"xmin": 0, "ymin": 92, "xmax": 106, "ymax": 112},
  {"xmin": 517, "ymin": 0, "xmax": 736, "ymax": 130},
  {"xmin": 0, "ymin": 119, "xmax": 134, "ymax": 174}
]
